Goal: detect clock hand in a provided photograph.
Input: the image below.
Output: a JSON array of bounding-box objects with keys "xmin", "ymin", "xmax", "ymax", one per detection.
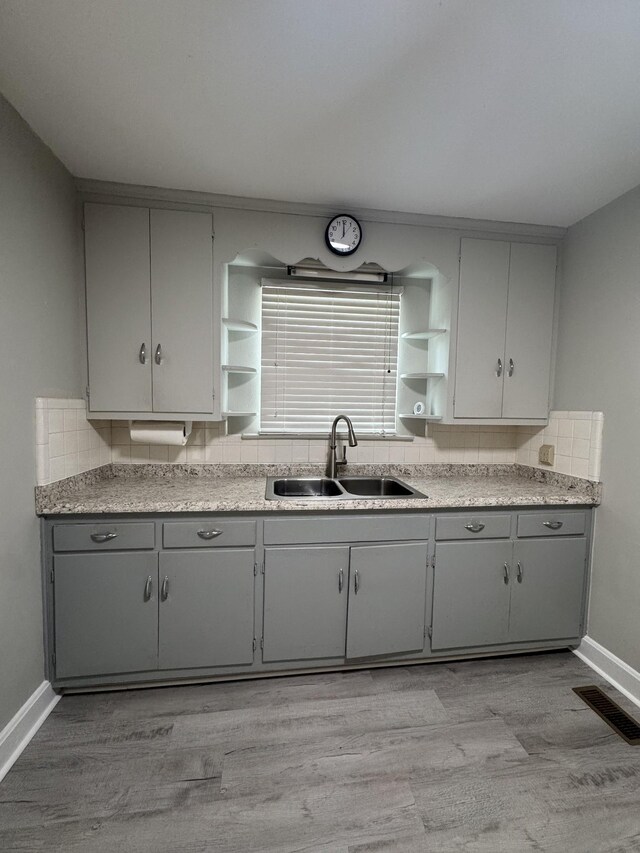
[{"xmin": 342, "ymin": 222, "xmax": 346, "ymax": 239}]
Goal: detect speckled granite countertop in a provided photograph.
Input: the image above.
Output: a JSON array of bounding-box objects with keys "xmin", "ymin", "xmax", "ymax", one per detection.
[{"xmin": 35, "ymin": 463, "xmax": 601, "ymax": 515}]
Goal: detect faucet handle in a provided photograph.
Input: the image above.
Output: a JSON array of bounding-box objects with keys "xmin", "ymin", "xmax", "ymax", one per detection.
[{"xmin": 340, "ymin": 447, "xmax": 347, "ymax": 464}]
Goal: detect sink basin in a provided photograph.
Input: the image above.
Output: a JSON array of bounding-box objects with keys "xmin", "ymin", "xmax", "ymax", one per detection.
[
  {"xmin": 269, "ymin": 477, "xmax": 344, "ymax": 499},
  {"xmin": 338, "ymin": 476, "xmax": 426, "ymax": 498},
  {"xmin": 265, "ymin": 475, "xmax": 426, "ymax": 500}
]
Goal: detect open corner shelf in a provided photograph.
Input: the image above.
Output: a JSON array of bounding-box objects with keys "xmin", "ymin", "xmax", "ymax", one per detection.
[
  {"xmin": 223, "ymin": 318, "xmax": 259, "ymax": 333},
  {"xmin": 401, "ymin": 329, "xmax": 446, "ymax": 341},
  {"xmin": 222, "ymin": 411, "xmax": 257, "ymax": 418},
  {"xmin": 222, "ymin": 365, "xmax": 257, "ymax": 375},
  {"xmin": 400, "ymin": 372, "xmax": 445, "ymax": 381},
  {"xmin": 398, "ymin": 413, "xmax": 442, "ymax": 421}
]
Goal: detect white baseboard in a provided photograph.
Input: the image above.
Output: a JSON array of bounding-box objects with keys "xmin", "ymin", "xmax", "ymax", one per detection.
[
  {"xmin": 0, "ymin": 681, "xmax": 60, "ymax": 784},
  {"xmin": 574, "ymin": 636, "xmax": 640, "ymax": 710}
]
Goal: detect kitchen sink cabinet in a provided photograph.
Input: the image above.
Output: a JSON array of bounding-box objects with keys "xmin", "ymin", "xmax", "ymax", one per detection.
[
  {"xmin": 84, "ymin": 203, "xmax": 214, "ymax": 418},
  {"xmin": 262, "ymin": 546, "xmax": 349, "ymax": 662},
  {"xmin": 347, "ymin": 542, "xmax": 427, "ymax": 659},
  {"xmin": 454, "ymin": 238, "xmax": 557, "ymax": 422},
  {"xmin": 263, "ymin": 540, "xmax": 428, "ymax": 664}
]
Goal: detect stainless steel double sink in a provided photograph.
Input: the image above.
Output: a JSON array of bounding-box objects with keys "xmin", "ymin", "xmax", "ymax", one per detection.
[{"xmin": 265, "ymin": 476, "xmax": 427, "ymax": 501}]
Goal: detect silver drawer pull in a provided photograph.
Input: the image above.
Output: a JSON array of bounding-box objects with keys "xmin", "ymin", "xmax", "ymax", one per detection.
[
  {"xmin": 517, "ymin": 561, "xmax": 523, "ymax": 583},
  {"xmin": 354, "ymin": 568, "xmax": 360, "ymax": 594},
  {"xmin": 197, "ymin": 529, "xmax": 223, "ymax": 540},
  {"xmin": 154, "ymin": 343, "xmax": 163, "ymax": 365},
  {"xmin": 543, "ymin": 520, "xmax": 563, "ymax": 530},
  {"xmin": 139, "ymin": 342, "xmax": 147, "ymax": 365},
  {"xmin": 503, "ymin": 562, "xmax": 510, "ymax": 584},
  {"xmin": 464, "ymin": 522, "xmax": 485, "ymax": 533},
  {"xmin": 161, "ymin": 576, "xmax": 169, "ymax": 601},
  {"xmin": 90, "ymin": 531, "xmax": 118, "ymax": 543},
  {"xmin": 496, "ymin": 358, "xmax": 503, "ymax": 378},
  {"xmin": 144, "ymin": 575, "xmax": 153, "ymax": 601},
  {"xmin": 338, "ymin": 568, "xmax": 344, "ymax": 593},
  {"xmin": 508, "ymin": 358, "xmax": 514, "ymax": 377}
]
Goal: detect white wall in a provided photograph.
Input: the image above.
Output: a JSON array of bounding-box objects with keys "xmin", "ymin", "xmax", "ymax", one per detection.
[
  {"xmin": 554, "ymin": 182, "xmax": 640, "ymax": 672},
  {"xmin": 0, "ymin": 94, "xmax": 82, "ymax": 728}
]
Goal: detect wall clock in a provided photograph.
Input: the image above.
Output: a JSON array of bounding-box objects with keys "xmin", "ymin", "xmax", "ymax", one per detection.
[{"xmin": 325, "ymin": 214, "xmax": 362, "ymax": 256}]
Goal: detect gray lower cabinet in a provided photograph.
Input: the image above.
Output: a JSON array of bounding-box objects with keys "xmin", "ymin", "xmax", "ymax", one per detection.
[
  {"xmin": 158, "ymin": 549, "xmax": 255, "ymax": 669},
  {"xmin": 347, "ymin": 543, "xmax": 427, "ymax": 659},
  {"xmin": 262, "ymin": 542, "xmax": 428, "ymax": 663},
  {"xmin": 431, "ymin": 535, "xmax": 587, "ymax": 651},
  {"xmin": 53, "ymin": 552, "xmax": 159, "ymax": 678},
  {"xmin": 431, "ymin": 541, "xmax": 513, "ymax": 650},
  {"xmin": 509, "ymin": 538, "xmax": 587, "ymax": 642},
  {"xmin": 263, "ymin": 546, "xmax": 349, "ymax": 662}
]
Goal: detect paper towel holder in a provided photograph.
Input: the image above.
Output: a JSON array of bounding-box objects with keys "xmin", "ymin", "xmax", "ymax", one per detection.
[{"xmin": 128, "ymin": 420, "xmax": 193, "ymax": 441}]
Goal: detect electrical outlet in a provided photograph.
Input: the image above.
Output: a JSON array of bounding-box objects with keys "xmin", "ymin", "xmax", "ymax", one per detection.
[{"xmin": 539, "ymin": 444, "xmax": 555, "ymax": 466}]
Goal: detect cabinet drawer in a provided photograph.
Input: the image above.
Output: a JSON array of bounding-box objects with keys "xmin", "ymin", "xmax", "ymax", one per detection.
[
  {"xmin": 53, "ymin": 522, "xmax": 155, "ymax": 552},
  {"xmin": 264, "ymin": 515, "xmax": 429, "ymax": 545},
  {"xmin": 517, "ymin": 512, "xmax": 586, "ymax": 538},
  {"xmin": 162, "ymin": 520, "xmax": 256, "ymax": 549},
  {"xmin": 435, "ymin": 514, "xmax": 511, "ymax": 541}
]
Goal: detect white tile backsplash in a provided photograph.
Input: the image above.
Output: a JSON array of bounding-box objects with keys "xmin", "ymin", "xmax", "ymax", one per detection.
[
  {"xmin": 34, "ymin": 400, "xmax": 604, "ymax": 484},
  {"xmin": 35, "ymin": 397, "xmax": 111, "ymax": 485},
  {"xmin": 515, "ymin": 410, "xmax": 603, "ymax": 481}
]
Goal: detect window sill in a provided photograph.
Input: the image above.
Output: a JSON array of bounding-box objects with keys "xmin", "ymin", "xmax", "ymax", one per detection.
[{"xmin": 242, "ymin": 432, "xmax": 413, "ymax": 442}]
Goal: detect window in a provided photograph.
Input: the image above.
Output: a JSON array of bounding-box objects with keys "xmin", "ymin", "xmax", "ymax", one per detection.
[{"xmin": 260, "ymin": 280, "xmax": 400, "ymax": 434}]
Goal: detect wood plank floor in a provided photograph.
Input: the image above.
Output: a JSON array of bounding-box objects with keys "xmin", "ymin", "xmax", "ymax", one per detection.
[{"xmin": 2, "ymin": 651, "xmax": 640, "ymax": 852}]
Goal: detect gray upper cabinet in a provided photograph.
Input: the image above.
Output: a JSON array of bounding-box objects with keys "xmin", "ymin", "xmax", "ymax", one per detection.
[
  {"xmin": 454, "ymin": 238, "xmax": 557, "ymax": 421},
  {"xmin": 347, "ymin": 542, "xmax": 427, "ymax": 659},
  {"xmin": 84, "ymin": 203, "xmax": 214, "ymax": 416},
  {"xmin": 158, "ymin": 549, "xmax": 255, "ymax": 670},
  {"xmin": 84, "ymin": 204, "xmax": 153, "ymax": 413},
  {"xmin": 53, "ymin": 552, "xmax": 159, "ymax": 678},
  {"xmin": 262, "ymin": 546, "xmax": 349, "ymax": 662}
]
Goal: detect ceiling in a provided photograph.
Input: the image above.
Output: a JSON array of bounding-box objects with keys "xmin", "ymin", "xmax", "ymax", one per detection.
[{"xmin": 1, "ymin": 0, "xmax": 640, "ymax": 227}]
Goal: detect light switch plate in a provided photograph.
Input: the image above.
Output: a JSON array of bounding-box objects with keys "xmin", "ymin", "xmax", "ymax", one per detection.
[{"xmin": 539, "ymin": 443, "xmax": 555, "ymax": 466}]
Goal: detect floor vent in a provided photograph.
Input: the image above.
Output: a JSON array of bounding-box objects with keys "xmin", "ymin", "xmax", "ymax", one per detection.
[{"xmin": 573, "ymin": 685, "xmax": 640, "ymax": 745}]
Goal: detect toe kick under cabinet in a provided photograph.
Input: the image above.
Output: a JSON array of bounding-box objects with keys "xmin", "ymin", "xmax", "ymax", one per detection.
[{"xmin": 42, "ymin": 508, "xmax": 593, "ymax": 689}]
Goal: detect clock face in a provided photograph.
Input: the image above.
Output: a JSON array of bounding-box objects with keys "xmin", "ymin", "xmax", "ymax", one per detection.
[{"xmin": 325, "ymin": 215, "xmax": 362, "ymax": 256}]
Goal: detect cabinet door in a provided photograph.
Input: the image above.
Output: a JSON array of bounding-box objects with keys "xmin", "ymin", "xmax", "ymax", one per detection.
[
  {"xmin": 150, "ymin": 209, "xmax": 214, "ymax": 413},
  {"xmin": 54, "ymin": 552, "xmax": 158, "ymax": 678},
  {"xmin": 158, "ymin": 549, "xmax": 254, "ymax": 670},
  {"xmin": 509, "ymin": 538, "xmax": 586, "ymax": 642},
  {"xmin": 502, "ymin": 243, "xmax": 557, "ymax": 418},
  {"xmin": 454, "ymin": 239, "xmax": 510, "ymax": 418},
  {"xmin": 262, "ymin": 546, "xmax": 348, "ymax": 662},
  {"xmin": 431, "ymin": 541, "xmax": 512, "ymax": 650},
  {"xmin": 347, "ymin": 542, "xmax": 427, "ymax": 659},
  {"xmin": 84, "ymin": 204, "xmax": 152, "ymax": 412}
]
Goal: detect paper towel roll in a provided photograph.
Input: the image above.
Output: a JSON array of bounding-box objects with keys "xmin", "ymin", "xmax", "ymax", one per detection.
[{"xmin": 130, "ymin": 421, "xmax": 191, "ymax": 446}]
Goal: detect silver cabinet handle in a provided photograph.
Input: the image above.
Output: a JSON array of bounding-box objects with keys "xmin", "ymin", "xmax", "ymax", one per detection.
[
  {"xmin": 503, "ymin": 562, "xmax": 510, "ymax": 584},
  {"xmin": 464, "ymin": 522, "xmax": 485, "ymax": 533},
  {"xmin": 508, "ymin": 358, "xmax": 514, "ymax": 377},
  {"xmin": 338, "ymin": 568, "xmax": 344, "ymax": 593},
  {"xmin": 517, "ymin": 561, "xmax": 523, "ymax": 583},
  {"xmin": 496, "ymin": 358, "xmax": 503, "ymax": 378},
  {"xmin": 90, "ymin": 531, "xmax": 118, "ymax": 543},
  {"xmin": 154, "ymin": 344, "xmax": 163, "ymax": 365},
  {"xmin": 144, "ymin": 575, "xmax": 153, "ymax": 601},
  {"xmin": 161, "ymin": 576, "xmax": 169, "ymax": 601},
  {"xmin": 354, "ymin": 568, "xmax": 360, "ymax": 594},
  {"xmin": 197, "ymin": 529, "xmax": 223, "ymax": 540},
  {"xmin": 139, "ymin": 343, "xmax": 147, "ymax": 365},
  {"xmin": 543, "ymin": 520, "xmax": 563, "ymax": 530}
]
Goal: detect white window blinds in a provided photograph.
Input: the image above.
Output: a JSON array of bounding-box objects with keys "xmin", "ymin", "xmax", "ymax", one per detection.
[{"xmin": 261, "ymin": 281, "xmax": 400, "ymax": 434}]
